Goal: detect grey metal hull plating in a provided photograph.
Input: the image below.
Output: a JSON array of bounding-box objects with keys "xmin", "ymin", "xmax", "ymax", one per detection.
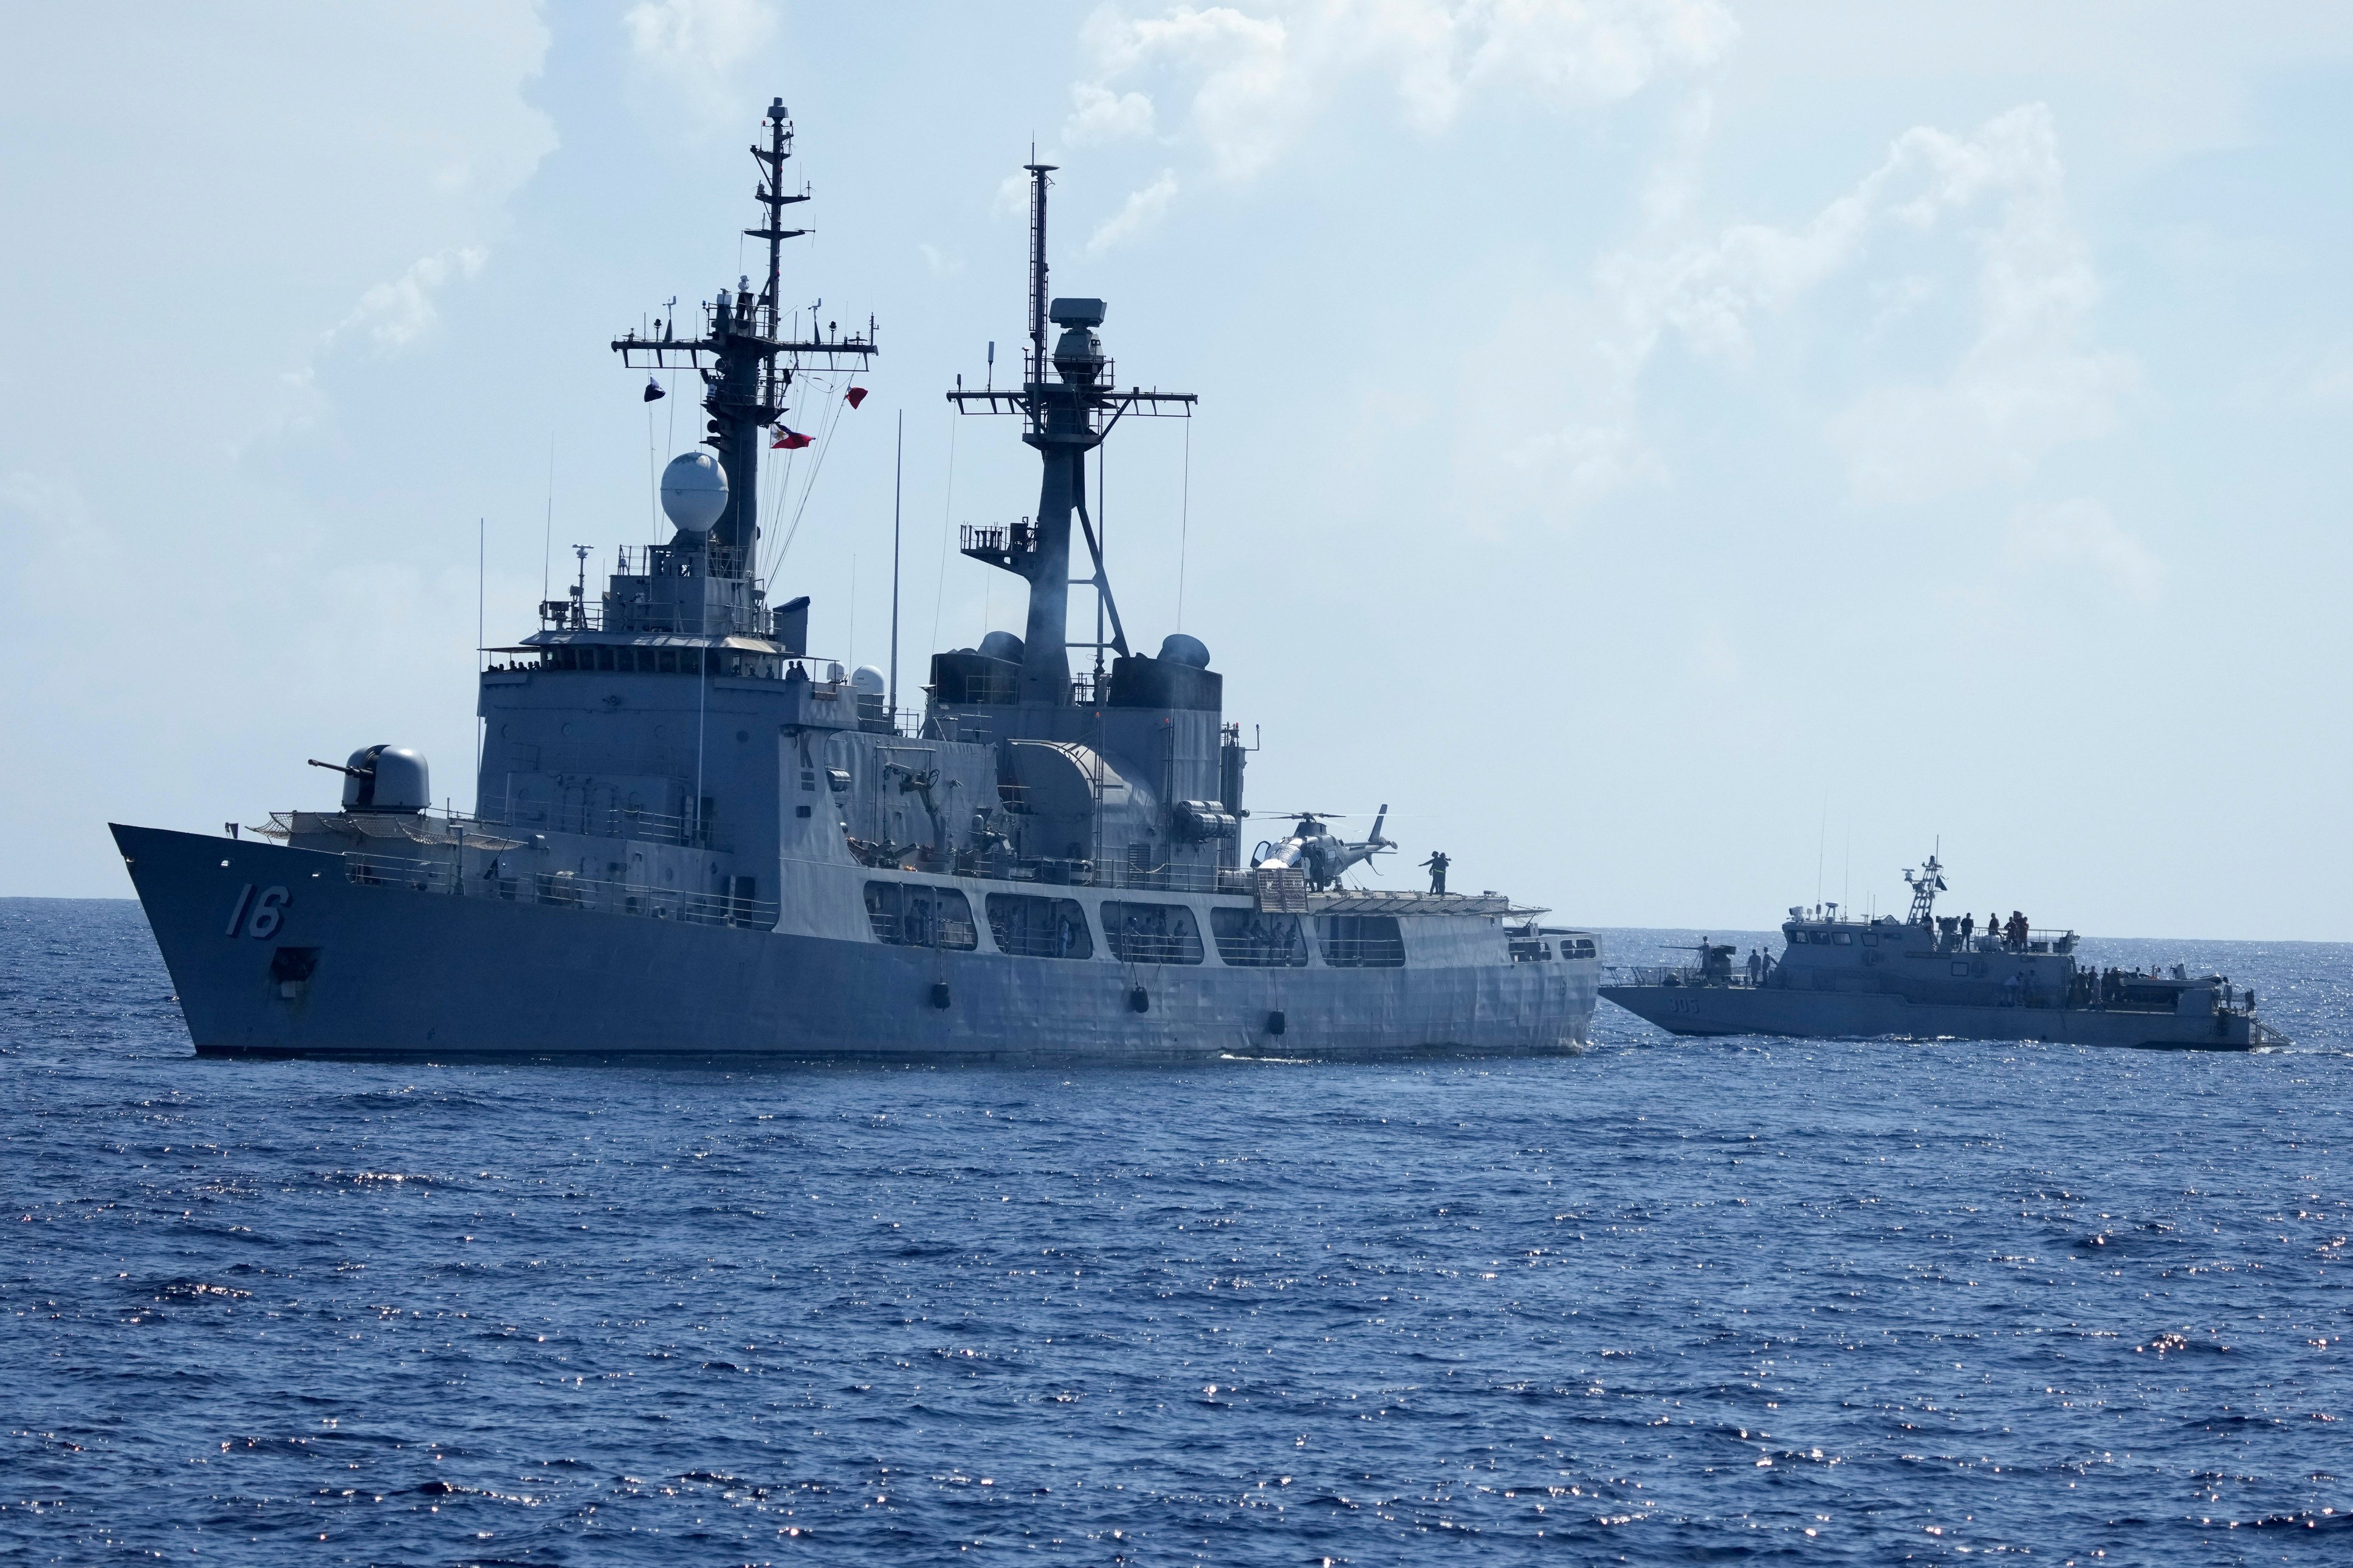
[
  {"xmin": 118, "ymin": 826, "xmax": 1595, "ymax": 1064},
  {"xmin": 1600, "ymin": 984, "xmax": 2261, "ymax": 1052}
]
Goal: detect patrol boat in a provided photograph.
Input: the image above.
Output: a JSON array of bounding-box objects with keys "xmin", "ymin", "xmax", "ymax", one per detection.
[
  {"xmin": 109, "ymin": 100, "xmax": 1597, "ymax": 1063},
  {"xmin": 1601, "ymin": 853, "xmax": 2283, "ymax": 1050}
]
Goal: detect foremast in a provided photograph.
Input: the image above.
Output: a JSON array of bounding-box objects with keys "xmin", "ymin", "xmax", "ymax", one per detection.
[{"xmin": 611, "ymin": 97, "xmax": 878, "ymax": 563}]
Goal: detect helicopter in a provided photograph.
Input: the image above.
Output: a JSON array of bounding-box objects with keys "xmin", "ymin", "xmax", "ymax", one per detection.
[{"xmin": 1252, "ymin": 805, "xmax": 1395, "ymax": 891}]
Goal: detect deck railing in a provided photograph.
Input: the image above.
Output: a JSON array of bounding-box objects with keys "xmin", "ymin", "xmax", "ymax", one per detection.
[{"xmin": 343, "ymin": 851, "xmax": 778, "ymax": 930}]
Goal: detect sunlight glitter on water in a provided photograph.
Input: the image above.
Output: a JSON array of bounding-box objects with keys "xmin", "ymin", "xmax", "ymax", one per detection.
[{"xmin": 2, "ymin": 900, "xmax": 2351, "ymax": 1563}]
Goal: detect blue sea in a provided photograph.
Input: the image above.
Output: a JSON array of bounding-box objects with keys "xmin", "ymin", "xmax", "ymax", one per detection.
[{"xmin": 5, "ymin": 898, "xmax": 2350, "ymax": 1564}]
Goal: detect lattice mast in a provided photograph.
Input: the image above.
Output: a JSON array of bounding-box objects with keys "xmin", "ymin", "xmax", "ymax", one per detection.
[
  {"xmin": 949, "ymin": 163, "xmax": 1196, "ymax": 705},
  {"xmin": 611, "ymin": 97, "xmax": 878, "ymax": 562},
  {"xmin": 1903, "ymin": 850, "xmax": 1947, "ymax": 927}
]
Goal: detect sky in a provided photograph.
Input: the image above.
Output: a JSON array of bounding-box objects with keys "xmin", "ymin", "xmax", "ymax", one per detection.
[{"xmin": 4, "ymin": 1, "xmax": 2349, "ymax": 939}]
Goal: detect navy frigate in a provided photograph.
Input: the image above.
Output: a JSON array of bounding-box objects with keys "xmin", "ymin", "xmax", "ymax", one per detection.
[
  {"xmin": 1602, "ymin": 852, "xmax": 2283, "ymax": 1050},
  {"xmin": 111, "ymin": 100, "xmax": 1598, "ymax": 1063}
]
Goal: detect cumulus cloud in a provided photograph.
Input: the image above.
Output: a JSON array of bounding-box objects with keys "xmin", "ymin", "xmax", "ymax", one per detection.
[
  {"xmin": 329, "ymin": 248, "xmax": 488, "ymax": 354},
  {"xmin": 1503, "ymin": 103, "xmax": 2134, "ymax": 515},
  {"xmin": 623, "ymin": 0, "xmax": 778, "ymax": 126},
  {"xmin": 1073, "ymin": 0, "xmax": 1736, "ymax": 182},
  {"xmin": 2002, "ymin": 498, "xmax": 2160, "ymax": 603},
  {"xmin": 1087, "ymin": 170, "xmax": 1181, "ymax": 253},
  {"xmin": 1066, "ymin": 82, "xmax": 1158, "ymax": 144}
]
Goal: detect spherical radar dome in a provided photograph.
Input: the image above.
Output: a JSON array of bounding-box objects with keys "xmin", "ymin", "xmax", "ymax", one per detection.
[
  {"xmin": 659, "ymin": 451, "xmax": 728, "ymax": 535},
  {"xmin": 849, "ymin": 664, "xmax": 888, "ymax": 698}
]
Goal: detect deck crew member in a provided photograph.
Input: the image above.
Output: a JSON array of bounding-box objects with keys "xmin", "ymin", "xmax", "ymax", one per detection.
[{"xmin": 1420, "ymin": 851, "xmax": 1449, "ymax": 895}]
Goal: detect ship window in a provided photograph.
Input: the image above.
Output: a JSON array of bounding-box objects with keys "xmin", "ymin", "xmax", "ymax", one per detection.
[
  {"xmin": 864, "ymin": 882, "xmax": 977, "ymax": 950},
  {"xmin": 1834, "ymin": 932, "xmax": 1853, "ymax": 945},
  {"xmin": 1211, "ymin": 908, "xmax": 1308, "ymax": 967},
  {"xmin": 1101, "ymin": 901, "xmax": 1204, "ymax": 965},
  {"xmin": 1951, "ymin": 960, "xmax": 1971, "ymax": 977},
  {"xmin": 986, "ymin": 894, "xmax": 1094, "ymax": 959},
  {"xmin": 1319, "ymin": 914, "xmax": 1406, "ymax": 968}
]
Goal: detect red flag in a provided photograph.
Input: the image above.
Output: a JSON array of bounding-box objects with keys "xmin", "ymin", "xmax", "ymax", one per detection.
[
  {"xmin": 845, "ymin": 386, "xmax": 868, "ymax": 409},
  {"xmin": 772, "ymin": 426, "xmax": 812, "ymax": 450}
]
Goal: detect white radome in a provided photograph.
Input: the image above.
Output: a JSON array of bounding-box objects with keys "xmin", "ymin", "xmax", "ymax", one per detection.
[{"xmin": 659, "ymin": 451, "xmax": 728, "ymax": 534}]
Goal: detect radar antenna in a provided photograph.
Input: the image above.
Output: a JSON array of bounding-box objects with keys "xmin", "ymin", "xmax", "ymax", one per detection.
[{"xmin": 610, "ymin": 97, "xmax": 878, "ymax": 562}]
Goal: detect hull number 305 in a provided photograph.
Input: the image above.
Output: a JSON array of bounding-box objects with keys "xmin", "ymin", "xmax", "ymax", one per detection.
[{"xmin": 224, "ymin": 883, "xmax": 290, "ymax": 939}]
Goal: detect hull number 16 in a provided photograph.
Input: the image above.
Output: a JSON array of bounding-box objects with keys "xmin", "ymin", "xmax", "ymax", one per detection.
[{"xmin": 224, "ymin": 883, "xmax": 290, "ymax": 939}]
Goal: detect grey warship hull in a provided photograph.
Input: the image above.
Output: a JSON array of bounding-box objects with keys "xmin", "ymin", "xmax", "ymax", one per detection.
[
  {"xmin": 1599, "ymin": 981, "xmax": 2267, "ymax": 1052},
  {"xmin": 112, "ymin": 106, "xmax": 1604, "ymax": 1069},
  {"xmin": 122, "ymin": 825, "xmax": 1595, "ymax": 1064}
]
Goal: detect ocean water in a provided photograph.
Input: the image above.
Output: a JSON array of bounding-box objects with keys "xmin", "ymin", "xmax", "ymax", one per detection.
[{"xmin": 4, "ymin": 899, "xmax": 2350, "ymax": 1565}]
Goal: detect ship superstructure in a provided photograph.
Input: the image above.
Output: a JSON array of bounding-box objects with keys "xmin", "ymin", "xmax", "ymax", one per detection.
[
  {"xmin": 110, "ymin": 100, "xmax": 1597, "ymax": 1063},
  {"xmin": 1601, "ymin": 852, "xmax": 2283, "ymax": 1051}
]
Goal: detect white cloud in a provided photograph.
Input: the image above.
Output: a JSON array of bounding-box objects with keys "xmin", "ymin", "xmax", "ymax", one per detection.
[
  {"xmin": 329, "ymin": 248, "xmax": 488, "ymax": 354},
  {"xmin": 1087, "ymin": 170, "xmax": 1181, "ymax": 254},
  {"xmin": 1082, "ymin": 4, "xmax": 1293, "ymax": 180},
  {"xmin": 1074, "ymin": 0, "xmax": 1735, "ymax": 182},
  {"xmin": 1512, "ymin": 102, "xmax": 2134, "ymax": 514},
  {"xmin": 623, "ymin": 0, "xmax": 778, "ymax": 125},
  {"xmin": 2002, "ymin": 498, "xmax": 2160, "ymax": 604},
  {"xmin": 1066, "ymin": 82, "xmax": 1158, "ymax": 145}
]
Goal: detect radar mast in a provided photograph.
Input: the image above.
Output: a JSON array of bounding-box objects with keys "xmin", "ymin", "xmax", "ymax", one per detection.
[
  {"xmin": 947, "ymin": 163, "xmax": 1196, "ymax": 705},
  {"xmin": 1903, "ymin": 849, "xmax": 1948, "ymax": 927},
  {"xmin": 611, "ymin": 97, "xmax": 878, "ymax": 563}
]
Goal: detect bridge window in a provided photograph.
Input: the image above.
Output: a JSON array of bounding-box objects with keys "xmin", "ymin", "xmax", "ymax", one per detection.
[
  {"xmin": 1101, "ymin": 901, "xmax": 1204, "ymax": 965},
  {"xmin": 1211, "ymin": 908, "xmax": 1307, "ymax": 967},
  {"xmin": 864, "ymin": 882, "xmax": 977, "ymax": 950},
  {"xmin": 986, "ymin": 894, "xmax": 1094, "ymax": 959},
  {"xmin": 1319, "ymin": 914, "xmax": 1405, "ymax": 968}
]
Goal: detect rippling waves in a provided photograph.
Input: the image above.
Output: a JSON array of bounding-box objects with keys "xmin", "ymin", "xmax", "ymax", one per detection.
[{"xmin": 4, "ymin": 900, "xmax": 2349, "ymax": 1563}]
